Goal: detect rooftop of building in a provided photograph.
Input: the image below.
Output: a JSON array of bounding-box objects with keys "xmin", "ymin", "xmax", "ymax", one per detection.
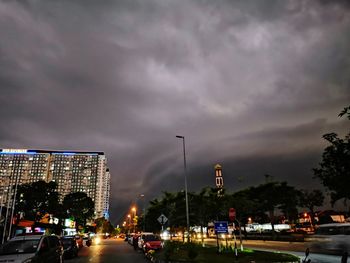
[{"xmin": 0, "ymin": 148, "xmax": 104, "ymax": 155}]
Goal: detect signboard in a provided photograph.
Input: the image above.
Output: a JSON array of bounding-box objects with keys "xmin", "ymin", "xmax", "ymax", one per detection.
[
  {"xmin": 229, "ymin": 208, "xmax": 236, "ymax": 221},
  {"xmin": 214, "ymin": 221, "xmax": 228, "ymax": 234},
  {"xmin": 157, "ymin": 214, "xmax": 168, "ymax": 225}
]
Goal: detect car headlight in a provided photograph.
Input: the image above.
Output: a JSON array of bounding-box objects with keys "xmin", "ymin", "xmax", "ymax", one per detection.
[
  {"xmin": 95, "ymin": 237, "xmax": 101, "ymax": 244},
  {"xmin": 23, "ymin": 258, "xmax": 34, "ymax": 263}
]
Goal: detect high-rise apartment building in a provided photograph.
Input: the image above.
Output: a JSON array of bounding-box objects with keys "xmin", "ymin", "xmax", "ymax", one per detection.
[{"xmin": 0, "ymin": 148, "xmax": 110, "ymax": 219}]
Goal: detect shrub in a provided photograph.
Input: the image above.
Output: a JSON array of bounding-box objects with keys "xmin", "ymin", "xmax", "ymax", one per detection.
[{"xmin": 186, "ymin": 242, "xmax": 199, "ymax": 260}]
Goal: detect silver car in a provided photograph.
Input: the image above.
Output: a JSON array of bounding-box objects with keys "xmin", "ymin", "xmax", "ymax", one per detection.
[
  {"xmin": 308, "ymin": 223, "xmax": 350, "ymax": 254},
  {"xmin": 0, "ymin": 234, "xmax": 63, "ymax": 263}
]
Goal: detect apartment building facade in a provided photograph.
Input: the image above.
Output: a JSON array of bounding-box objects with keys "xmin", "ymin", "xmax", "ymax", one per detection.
[{"xmin": 0, "ymin": 148, "xmax": 110, "ymax": 219}]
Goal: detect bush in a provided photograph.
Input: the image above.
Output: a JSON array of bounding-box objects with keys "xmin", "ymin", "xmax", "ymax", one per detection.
[
  {"xmin": 163, "ymin": 241, "xmax": 177, "ymax": 261},
  {"xmin": 185, "ymin": 242, "xmax": 199, "ymax": 260}
]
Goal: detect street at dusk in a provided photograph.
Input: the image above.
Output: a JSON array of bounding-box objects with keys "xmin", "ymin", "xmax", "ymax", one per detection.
[
  {"xmin": 66, "ymin": 239, "xmax": 147, "ymax": 263},
  {"xmin": 0, "ymin": 0, "xmax": 349, "ymax": 262},
  {"xmin": 63, "ymin": 238, "xmax": 345, "ymax": 263}
]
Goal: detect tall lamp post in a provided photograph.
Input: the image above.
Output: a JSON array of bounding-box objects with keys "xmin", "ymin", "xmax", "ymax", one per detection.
[
  {"xmin": 131, "ymin": 207, "xmax": 136, "ymax": 233},
  {"xmin": 139, "ymin": 194, "xmax": 146, "ymax": 232},
  {"xmin": 176, "ymin": 135, "xmax": 190, "ymax": 240},
  {"xmin": 127, "ymin": 214, "xmax": 131, "ymax": 234}
]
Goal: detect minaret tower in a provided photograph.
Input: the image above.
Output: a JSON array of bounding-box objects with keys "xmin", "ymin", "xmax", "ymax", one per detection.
[{"xmin": 215, "ymin": 164, "xmax": 224, "ymax": 195}]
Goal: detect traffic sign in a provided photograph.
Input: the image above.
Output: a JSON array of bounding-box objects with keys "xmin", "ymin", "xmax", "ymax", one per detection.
[
  {"xmin": 214, "ymin": 221, "xmax": 228, "ymax": 233},
  {"xmin": 229, "ymin": 208, "xmax": 236, "ymax": 221},
  {"xmin": 157, "ymin": 214, "xmax": 168, "ymax": 225}
]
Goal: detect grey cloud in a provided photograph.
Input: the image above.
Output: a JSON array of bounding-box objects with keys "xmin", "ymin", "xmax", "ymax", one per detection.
[{"xmin": 0, "ymin": 0, "xmax": 349, "ymax": 223}]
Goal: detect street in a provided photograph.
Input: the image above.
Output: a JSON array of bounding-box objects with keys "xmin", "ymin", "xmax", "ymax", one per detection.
[
  {"xmin": 66, "ymin": 238, "xmax": 147, "ymax": 263},
  {"xmin": 65, "ymin": 237, "xmax": 348, "ymax": 263}
]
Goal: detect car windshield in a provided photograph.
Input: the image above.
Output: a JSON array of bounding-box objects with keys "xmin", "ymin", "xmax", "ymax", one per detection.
[
  {"xmin": 144, "ymin": 235, "xmax": 160, "ymax": 241},
  {"xmin": 0, "ymin": 239, "xmax": 39, "ymax": 255},
  {"xmin": 316, "ymin": 226, "xmax": 341, "ymax": 235}
]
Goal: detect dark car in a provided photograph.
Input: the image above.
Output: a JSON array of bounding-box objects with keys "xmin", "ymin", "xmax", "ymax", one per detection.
[
  {"xmin": 0, "ymin": 234, "xmax": 63, "ymax": 263},
  {"xmin": 61, "ymin": 236, "xmax": 79, "ymax": 258},
  {"xmin": 83, "ymin": 236, "xmax": 92, "ymax": 247},
  {"xmin": 74, "ymin": 234, "xmax": 84, "ymax": 248}
]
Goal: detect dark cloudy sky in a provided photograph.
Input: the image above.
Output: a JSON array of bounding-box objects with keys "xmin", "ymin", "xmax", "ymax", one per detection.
[{"xmin": 1, "ymin": 0, "xmax": 349, "ymax": 224}]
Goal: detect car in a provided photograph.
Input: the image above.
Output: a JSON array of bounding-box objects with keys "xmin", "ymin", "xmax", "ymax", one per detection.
[
  {"xmin": 127, "ymin": 233, "xmax": 136, "ymax": 245},
  {"xmin": 307, "ymin": 223, "xmax": 350, "ymax": 254},
  {"xmin": 138, "ymin": 233, "xmax": 162, "ymax": 252},
  {"xmin": 0, "ymin": 234, "xmax": 63, "ymax": 263},
  {"xmin": 61, "ymin": 236, "xmax": 79, "ymax": 258},
  {"xmin": 74, "ymin": 234, "xmax": 84, "ymax": 248},
  {"xmin": 83, "ymin": 236, "xmax": 92, "ymax": 247}
]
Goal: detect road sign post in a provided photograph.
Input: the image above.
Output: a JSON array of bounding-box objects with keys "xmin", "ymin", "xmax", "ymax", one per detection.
[
  {"xmin": 229, "ymin": 208, "xmax": 236, "ymax": 222},
  {"xmin": 157, "ymin": 214, "xmax": 168, "ymax": 231},
  {"xmin": 214, "ymin": 221, "xmax": 228, "ymax": 253}
]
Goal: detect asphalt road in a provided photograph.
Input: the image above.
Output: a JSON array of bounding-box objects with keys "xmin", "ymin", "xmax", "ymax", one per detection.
[
  {"xmin": 65, "ymin": 237, "xmax": 349, "ymax": 263},
  {"xmin": 66, "ymin": 238, "xmax": 147, "ymax": 263}
]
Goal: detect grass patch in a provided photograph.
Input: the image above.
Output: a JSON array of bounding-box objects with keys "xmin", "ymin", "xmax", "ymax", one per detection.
[{"xmin": 155, "ymin": 242, "xmax": 299, "ymax": 262}]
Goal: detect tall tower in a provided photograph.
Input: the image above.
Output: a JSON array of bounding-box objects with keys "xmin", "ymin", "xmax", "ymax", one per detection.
[{"xmin": 215, "ymin": 164, "xmax": 224, "ymax": 196}]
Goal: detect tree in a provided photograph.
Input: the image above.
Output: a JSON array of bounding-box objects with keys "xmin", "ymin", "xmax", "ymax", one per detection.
[
  {"xmin": 299, "ymin": 189, "xmax": 324, "ymax": 227},
  {"xmin": 63, "ymin": 192, "xmax": 94, "ymax": 231},
  {"xmin": 314, "ymin": 105, "xmax": 350, "ymax": 205},
  {"xmin": 95, "ymin": 217, "xmax": 115, "ymax": 235},
  {"xmin": 251, "ymin": 181, "xmax": 300, "ymax": 237},
  {"xmin": 191, "ymin": 187, "xmax": 228, "ymax": 245},
  {"xmin": 15, "ymin": 180, "xmax": 60, "ymax": 222},
  {"xmin": 229, "ymin": 188, "xmax": 262, "ymax": 225}
]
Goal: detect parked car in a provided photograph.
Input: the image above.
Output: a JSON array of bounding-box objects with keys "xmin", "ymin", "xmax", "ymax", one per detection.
[
  {"xmin": 127, "ymin": 233, "xmax": 136, "ymax": 245},
  {"xmin": 0, "ymin": 234, "xmax": 63, "ymax": 263},
  {"xmin": 138, "ymin": 233, "xmax": 162, "ymax": 252},
  {"xmin": 61, "ymin": 236, "xmax": 79, "ymax": 258},
  {"xmin": 307, "ymin": 223, "xmax": 350, "ymax": 254},
  {"xmin": 83, "ymin": 236, "xmax": 92, "ymax": 247},
  {"xmin": 74, "ymin": 234, "xmax": 84, "ymax": 248}
]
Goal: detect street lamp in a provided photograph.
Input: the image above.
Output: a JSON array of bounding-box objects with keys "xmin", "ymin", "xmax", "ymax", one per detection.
[
  {"xmin": 127, "ymin": 214, "xmax": 131, "ymax": 233},
  {"xmin": 131, "ymin": 207, "xmax": 137, "ymax": 232},
  {"xmin": 176, "ymin": 135, "xmax": 190, "ymax": 240},
  {"xmin": 139, "ymin": 194, "xmax": 146, "ymax": 232}
]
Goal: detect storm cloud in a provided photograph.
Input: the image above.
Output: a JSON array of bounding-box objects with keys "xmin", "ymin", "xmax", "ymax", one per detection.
[{"xmin": 0, "ymin": 0, "xmax": 349, "ymax": 223}]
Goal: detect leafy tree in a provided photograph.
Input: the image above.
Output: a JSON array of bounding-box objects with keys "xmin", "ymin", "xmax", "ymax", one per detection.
[
  {"xmin": 63, "ymin": 192, "xmax": 94, "ymax": 231},
  {"xmin": 144, "ymin": 193, "xmax": 173, "ymax": 233},
  {"xmin": 95, "ymin": 217, "xmax": 115, "ymax": 234},
  {"xmin": 278, "ymin": 183, "xmax": 301, "ymax": 223},
  {"xmin": 314, "ymin": 105, "xmax": 350, "ymax": 205},
  {"xmin": 299, "ymin": 189, "xmax": 324, "ymax": 226},
  {"xmin": 15, "ymin": 181, "xmax": 60, "ymax": 222},
  {"xmin": 191, "ymin": 187, "xmax": 227, "ymax": 245},
  {"xmin": 251, "ymin": 181, "xmax": 300, "ymax": 236},
  {"xmin": 204, "ymin": 187, "xmax": 230, "ymax": 222},
  {"xmin": 228, "ymin": 188, "xmax": 261, "ymax": 225}
]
